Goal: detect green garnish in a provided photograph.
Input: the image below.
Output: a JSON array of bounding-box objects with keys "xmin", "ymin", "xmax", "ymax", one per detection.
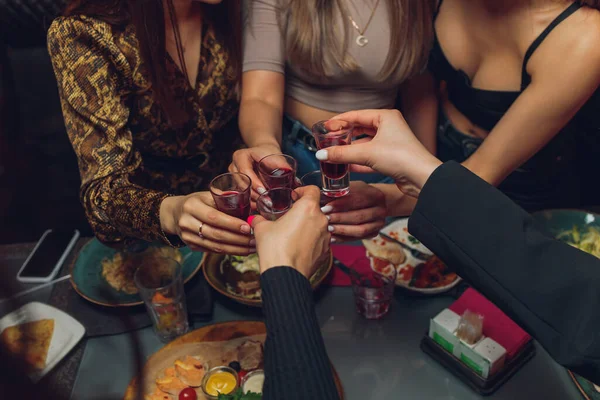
[
  {"xmin": 218, "ymin": 388, "xmax": 262, "ymax": 400},
  {"xmin": 408, "ymin": 235, "xmax": 420, "ymax": 245},
  {"xmin": 557, "ymin": 225, "xmax": 600, "ymax": 258}
]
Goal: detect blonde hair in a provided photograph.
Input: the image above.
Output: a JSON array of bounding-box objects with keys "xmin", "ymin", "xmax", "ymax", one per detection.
[{"xmin": 274, "ymin": 0, "xmax": 435, "ymax": 82}]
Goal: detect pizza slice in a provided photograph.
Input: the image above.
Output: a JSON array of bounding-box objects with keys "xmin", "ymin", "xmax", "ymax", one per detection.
[{"xmin": 0, "ymin": 319, "xmax": 55, "ymax": 371}]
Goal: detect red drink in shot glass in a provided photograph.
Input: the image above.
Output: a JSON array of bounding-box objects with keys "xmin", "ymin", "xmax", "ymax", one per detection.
[
  {"xmin": 300, "ymin": 170, "xmax": 333, "ymax": 206},
  {"xmin": 312, "ymin": 120, "xmax": 353, "ymax": 197},
  {"xmin": 209, "ymin": 173, "xmax": 252, "ymax": 220},
  {"xmin": 257, "ymin": 154, "xmax": 298, "ymax": 190},
  {"xmin": 256, "ymin": 188, "xmax": 298, "ymax": 221}
]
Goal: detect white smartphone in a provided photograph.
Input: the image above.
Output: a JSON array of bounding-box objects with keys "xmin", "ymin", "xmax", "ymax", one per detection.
[{"xmin": 16, "ymin": 229, "xmax": 80, "ymax": 283}]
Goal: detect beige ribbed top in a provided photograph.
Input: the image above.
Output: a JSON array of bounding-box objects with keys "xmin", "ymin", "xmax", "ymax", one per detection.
[{"xmin": 243, "ymin": 0, "xmax": 403, "ymax": 113}]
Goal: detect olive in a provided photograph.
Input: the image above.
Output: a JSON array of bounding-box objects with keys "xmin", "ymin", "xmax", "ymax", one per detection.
[{"xmin": 228, "ymin": 361, "xmax": 241, "ymax": 372}]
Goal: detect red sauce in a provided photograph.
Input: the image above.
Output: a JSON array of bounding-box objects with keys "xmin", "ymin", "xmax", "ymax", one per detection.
[{"xmin": 399, "ymin": 265, "xmax": 414, "ymax": 281}]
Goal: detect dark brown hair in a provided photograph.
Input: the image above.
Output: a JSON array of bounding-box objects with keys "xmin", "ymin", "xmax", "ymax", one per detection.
[
  {"xmin": 579, "ymin": 0, "xmax": 600, "ymax": 8},
  {"xmin": 63, "ymin": 0, "xmax": 241, "ymax": 124},
  {"xmin": 272, "ymin": 0, "xmax": 435, "ymax": 82}
]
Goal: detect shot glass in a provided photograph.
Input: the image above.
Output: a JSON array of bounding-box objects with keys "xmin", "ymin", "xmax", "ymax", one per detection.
[
  {"xmin": 301, "ymin": 170, "xmax": 333, "ymax": 206},
  {"xmin": 350, "ymin": 258, "xmax": 397, "ymax": 320},
  {"xmin": 312, "ymin": 120, "xmax": 353, "ymax": 197},
  {"xmin": 256, "ymin": 188, "xmax": 298, "ymax": 221},
  {"xmin": 257, "ymin": 154, "xmax": 298, "ymax": 189},
  {"xmin": 209, "ymin": 172, "xmax": 252, "ymax": 220},
  {"xmin": 134, "ymin": 257, "xmax": 189, "ymax": 342}
]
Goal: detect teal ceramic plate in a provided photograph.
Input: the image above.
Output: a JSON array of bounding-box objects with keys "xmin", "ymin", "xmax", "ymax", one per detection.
[
  {"xmin": 532, "ymin": 209, "xmax": 600, "ymax": 238},
  {"xmin": 569, "ymin": 371, "xmax": 600, "ymax": 400},
  {"xmin": 70, "ymin": 239, "xmax": 204, "ymax": 307},
  {"xmin": 532, "ymin": 209, "xmax": 600, "ymax": 399}
]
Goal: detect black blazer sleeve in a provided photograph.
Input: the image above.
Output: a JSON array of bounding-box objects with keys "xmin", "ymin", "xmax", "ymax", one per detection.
[
  {"xmin": 408, "ymin": 161, "xmax": 600, "ymax": 384},
  {"xmin": 260, "ymin": 267, "xmax": 340, "ymax": 400}
]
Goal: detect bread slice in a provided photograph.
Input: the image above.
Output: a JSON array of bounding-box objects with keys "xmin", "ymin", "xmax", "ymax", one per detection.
[
  {"xmin": 0, "ymin": 319, "xmax": 55, "ymax": 371},
  {"xmin": 363, "ymin": 236, "xmax": 406, "ymax": 265}
]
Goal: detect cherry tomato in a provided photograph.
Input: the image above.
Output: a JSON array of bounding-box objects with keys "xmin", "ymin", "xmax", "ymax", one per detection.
[
  {"xmin": 238, "ymin": 369, "xmax": 248, "ymax": 383},
  {"xmin": 179, "ymin": 387, "xmax": 197, "ymax": 400}
]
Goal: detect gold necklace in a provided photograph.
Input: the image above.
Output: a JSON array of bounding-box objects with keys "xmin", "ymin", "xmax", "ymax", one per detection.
[{"xmin": 347, "ymin": 0, "xmax": 381, "ymax": 47}]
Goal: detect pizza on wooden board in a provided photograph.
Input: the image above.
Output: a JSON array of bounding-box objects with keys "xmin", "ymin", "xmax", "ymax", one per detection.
[{"xmin": 0, "ymin": 319, "xmax": 55, "ymax": 371}]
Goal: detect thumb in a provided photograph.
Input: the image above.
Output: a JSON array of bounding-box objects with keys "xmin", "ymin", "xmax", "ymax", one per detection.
[
  {"xmin": 248, "ymin": 215, "xmax": 267, "ymax": 229},
  {"xmin": 291, "ymin": 185, "xmax": 321, "ymax": 203},
  {"xmin": 315, "ymin": 142, "xmax": 372, "ymax": 167}
]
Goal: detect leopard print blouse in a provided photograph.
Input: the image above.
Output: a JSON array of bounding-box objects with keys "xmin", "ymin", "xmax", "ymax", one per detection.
[{"xmin": 48, "ymin": 15, "xmax": 242, "ymax": 248}]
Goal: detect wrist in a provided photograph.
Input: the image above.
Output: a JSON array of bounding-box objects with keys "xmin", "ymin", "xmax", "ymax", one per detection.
[
  {"xmin": 259, "ymin": 253, "xmax": 310, "ymax": 277},
  {"xmin": 259, "ymin": 256, "xmax": 294, "ymax": 274},
  {"xmin": 250, "ymin": 141, "xmax": 281, "ymax": 151},
  {"xmin": 461, "ymin": 158, "xmax": 500, "ymax": 186},
  {"xmin": 159, "ymin": 195, "xmax": 181, "ymax": 235},
  {"xmin": 408, "ymin": 153, "xmax": 443, "ymax": 193}
]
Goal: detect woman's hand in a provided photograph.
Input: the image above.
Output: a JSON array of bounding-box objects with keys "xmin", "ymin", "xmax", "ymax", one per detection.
[
  {"xmin": 229, "ymin": 143, "xmax": 282, "ymax": 198},
  {"xmin": 321, "ymin": 181, "xmax": 387, "ymax": 242},
  {"xmin": 160, "ymin": 192, "xmax": 255, "ymax": 255},
  {"xmin": 315, "ymin": 109, "xmax": 442, "ymax": 198},
  {"xmin": 252, "ymin": 186, "xmax": 330, "ymax": 278}
]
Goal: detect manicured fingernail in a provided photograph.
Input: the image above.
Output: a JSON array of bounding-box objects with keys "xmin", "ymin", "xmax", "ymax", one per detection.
[
  {"xmin": 330, "ymin": 237, "xmax": 336, "ymax": 243},
  {"xmin": 321, "ymin": 205, "xmax": 333, "ymax": 214},
  {"xmin": 262, "ymin": 198, "xmax": 273, "ymax": 207},
  {"xmin": 328, "ymin": 225, "xmax": 335, "ymax": 232},
  {"xmin": 249, "ymin": 239, "xmax": 256, "ymax": 246},
  {"xmin": 241, "ymin": 225, "xmax": 251, "ymax": 234},
  {"xmin": 246, "ymin": 215, "xmax": 256, "ymax": 226},
  {"xmin": 315, "ymin": 150, "xmax": 328, "ymax": 161},
  {"xmin": 326, "ymin": 215, "xmax": 331, "ymax": 221},
  {"xmin": 257, "ymin": 187, "xmax": 267, "ymax": 194}
]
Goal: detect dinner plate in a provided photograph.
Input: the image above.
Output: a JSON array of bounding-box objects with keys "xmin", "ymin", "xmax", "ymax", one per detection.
[
  {"xmin": 568, "ymin": 371, "xmax": 600, "ymax": 400},
  {"xmin": 203, "ymin": 252, "xmax": 333, "ymax": 307},
  {"xmin": 70, "ymin": 238, "xmax": 204, "ymax": 307},
  {"xmin": 0, "ymin": 301, "xmax": 85, "ymax": 382},
  {"xmin": 123, "ymin": 320, "xmax": 344, "ymax": 400},
  {"xmin": 379, "ymin": 218, "xmax": 461, "ymax": 294},
  {"xmin": 532, "ymin": 209, "xmax": 600, "ymax": 237}
]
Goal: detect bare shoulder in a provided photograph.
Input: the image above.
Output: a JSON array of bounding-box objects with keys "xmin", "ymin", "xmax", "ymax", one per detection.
[
  {"xmin": 563, "ymin": 7, "xmax": 600, "ymax": 57},
  {"xmin": 530, "ymin": 7, "xmax": 600, "ymax": 79}
]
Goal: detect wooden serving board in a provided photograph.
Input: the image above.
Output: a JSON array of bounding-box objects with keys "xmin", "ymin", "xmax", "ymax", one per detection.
[{"xmin": 123, "ymin": 320, "xmax": 344, "ymax": 399}]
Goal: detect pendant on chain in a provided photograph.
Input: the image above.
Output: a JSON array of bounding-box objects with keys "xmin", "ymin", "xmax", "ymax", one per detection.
[{"xmin": 356, "ymin": 35, "xmax": 368, "ymax": 47}]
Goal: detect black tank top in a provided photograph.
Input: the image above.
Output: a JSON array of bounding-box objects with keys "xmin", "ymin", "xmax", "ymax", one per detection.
[
  {"xmin": 428, "ymin": 1, "xmax": 581, "ymax": 132},
  {"xmin": 428, "ymin": 0, "xmax": 600, "ymax": 209}
]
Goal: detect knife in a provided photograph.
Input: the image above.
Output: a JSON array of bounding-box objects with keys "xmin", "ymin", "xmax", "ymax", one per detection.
[
  {"xmin": 379, "ymin": 232, "xmax": 432, "ymax": 261},
  {"xmin": 332, "ymin": 257, "xmax": 361, "ymax": 280}
]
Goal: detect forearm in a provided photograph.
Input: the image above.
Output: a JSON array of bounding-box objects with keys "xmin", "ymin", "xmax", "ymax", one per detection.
[
  {"xmin": 260, "ymin": 267, "xmax": 339, "ymax": 400},
  {"xmin": 82, "ymin": 177, "xmax": 178, "ymax": 247},
  {"xmin": 372, "ymin": 183, "xmax": 417, "ymax": 217},
  {"xmin": 408, "ymin": 162, "xmax": 600, "ymax": 383},
  {"xmin": 400, "ymin": 72, "xmax": 438, "ymax": 155},
  {"xmin": 239, "ymin": 99, "xmax": 283, "ymax": 149}
]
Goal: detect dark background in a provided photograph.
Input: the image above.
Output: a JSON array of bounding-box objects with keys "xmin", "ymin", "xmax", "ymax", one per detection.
[{"xmin": 0, "ymin": 0, "xmax": 92, "ymax": 244}]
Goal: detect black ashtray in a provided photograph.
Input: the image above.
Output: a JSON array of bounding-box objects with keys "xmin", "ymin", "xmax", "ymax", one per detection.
[{"xmin": 421, "ymin": 333, "xmax": 536, "ymax": 396}]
